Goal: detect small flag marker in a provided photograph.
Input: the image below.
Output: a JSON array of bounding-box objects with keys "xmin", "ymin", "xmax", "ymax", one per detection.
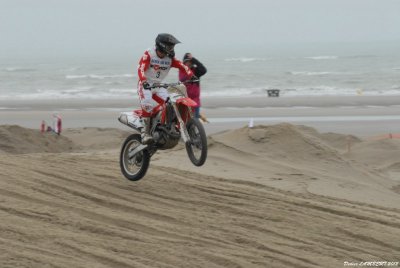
[{"xmin": 249, "ymin": 118, "xmax": 254, "ymax": 128}]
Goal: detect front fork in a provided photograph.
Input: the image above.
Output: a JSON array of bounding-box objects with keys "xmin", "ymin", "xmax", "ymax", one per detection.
[{"xmin": 172, "ymin": 103, "xmax": 191, "ymax": 143}]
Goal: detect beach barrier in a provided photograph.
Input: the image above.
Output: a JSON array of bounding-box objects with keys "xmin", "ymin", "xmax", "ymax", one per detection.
[
  {"xmin": 367, "ymin": 133, "xmax": 400, "ymax": 140},
  {"xmin": 40, "ymin": 120, "xmax": 46, "ymax": 133},
  {"xmin": 347, "ymin": 134, "xmax": 399, "ymax": 153}
]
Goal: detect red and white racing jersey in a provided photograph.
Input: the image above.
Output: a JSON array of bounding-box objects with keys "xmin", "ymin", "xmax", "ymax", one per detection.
[{"xmin": 137, "ymin": 47, "xmax": 192, "ymax": 84}]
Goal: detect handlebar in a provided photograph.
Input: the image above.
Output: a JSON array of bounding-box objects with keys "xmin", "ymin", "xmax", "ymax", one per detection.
[{"xmin": 149, "ymin": 79, "xmax": 200, "ymax": 89}]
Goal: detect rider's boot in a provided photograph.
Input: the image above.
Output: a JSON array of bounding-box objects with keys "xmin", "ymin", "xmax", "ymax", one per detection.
[{"xmin": 141, "ymin": 117, "xmax": 153, "ymax": 144}]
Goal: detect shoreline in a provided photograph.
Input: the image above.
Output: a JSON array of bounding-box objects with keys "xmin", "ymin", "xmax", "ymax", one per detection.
[
  {"xmin": 1, "ymin": 95, "xmax": 400, "ymax": 137},
  {"xmin": 1, "ymin": 107, "xmax": 400, "ymax": 138},
  {"xmin": 1, "ymin": 95, "xmax": 400, "ymax": 110}
]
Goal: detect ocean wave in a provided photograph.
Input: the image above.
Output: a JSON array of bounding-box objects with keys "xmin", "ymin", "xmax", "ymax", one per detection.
[
  {"xmin": 109, "ymin": 88, "xmax": 135, "ymax": 94},
  {"xmin": 3, "ymin": 67, "xmax": 37, "ymax": 72},
  {"xmin": 202, "ymin": 87, "xmax": 269, "ymax": 97},
  {"xmin": 0, "ymin": 87, "xmax": 137, "ymax": 100},
  {"xmin": 343, "ymin": 55, "xmax": 377, "ymax": 59},
  {"xmin": 282, "ymin": 86, "xmax": 357, "ymax": 96},
  {"xmin": 305, "ymin": 56, "xmax": 338, "ymax": 60},
  {"xmin": 281, "ymin": 86, "xmax": 400, "ymax": 96},
  {"xmin": 60, "ymin": 87, "xmax": 93, "ymax": 94},
  {"xmin": 65, "ymin": 74, "xmax": 135, "ymax": 79},
  {"xmin": 200, "ymin": 85, "xmax": 400, "ymax": 97},
  {"xmin": 288, "ymin": 71, "xmax": 338, "ymax": 76},
  {"xmin": 63, "ymin": 67, "xmax": 81, "ymax": 71},
  {"xmin": 3, "ymin": 85, "xmax": 400, "ymax": 100},
  {"xmin": 224, "ymin": 57, "xmax": 266, "ymax": 62}
]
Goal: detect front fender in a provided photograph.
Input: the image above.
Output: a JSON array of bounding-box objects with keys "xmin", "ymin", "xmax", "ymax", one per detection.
[{"xmin": 176, "ymin": 97, "xmax": 197, "ymax": 107}]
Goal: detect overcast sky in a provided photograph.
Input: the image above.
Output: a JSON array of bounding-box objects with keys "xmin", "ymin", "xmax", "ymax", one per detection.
[{"xmin": 1, "ymin": 0, "xmax": 400, "ymax": 59}]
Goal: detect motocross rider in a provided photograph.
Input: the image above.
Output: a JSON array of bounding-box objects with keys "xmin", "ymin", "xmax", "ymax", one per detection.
[{"xmin": 137, "ymin": 33, "xmax": 194, "ymax": 144}]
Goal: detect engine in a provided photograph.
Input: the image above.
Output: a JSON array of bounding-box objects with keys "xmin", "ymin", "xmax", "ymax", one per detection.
[{"xmin": 152, "ymin": 125, "xmax": 180, "ymax": 150}]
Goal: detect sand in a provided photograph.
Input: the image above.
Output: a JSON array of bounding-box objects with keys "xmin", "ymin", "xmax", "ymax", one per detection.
[
  {"xmin": 1, "ymin": 95, "xmax": 400, "ymax": 267},
  {"xmin": 2, "ymin": 95, "xmax": 400, "ymax": 137}
]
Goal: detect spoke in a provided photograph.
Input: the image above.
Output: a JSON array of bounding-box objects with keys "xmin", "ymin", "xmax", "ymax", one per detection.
[{"xmin": 124, "ymin": 140, "xmax": 143, "ymax": 175}]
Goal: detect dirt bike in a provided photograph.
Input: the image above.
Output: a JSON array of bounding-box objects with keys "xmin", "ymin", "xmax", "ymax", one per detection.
[{"xmin": 118, "ymin": 81, "xmax": 208, "ymax": 181}]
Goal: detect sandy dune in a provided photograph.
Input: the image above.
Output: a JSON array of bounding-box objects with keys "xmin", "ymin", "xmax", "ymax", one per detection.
[
  {"xmin": 0, "ymin": 125, "xmax": 75, "ymax": 154},
  {"xmin": 0, "ymin": 124, "xmax": 399, "ymax": 268}
]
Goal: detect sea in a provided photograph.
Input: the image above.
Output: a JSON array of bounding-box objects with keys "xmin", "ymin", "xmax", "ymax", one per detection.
[{"xmin": 1, "ymin": 49, "xmax": 400, "ymax": 102}]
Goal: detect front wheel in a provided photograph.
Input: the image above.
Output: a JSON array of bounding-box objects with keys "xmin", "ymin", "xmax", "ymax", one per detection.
[
  {"xmin": 185, "ymin": 118, "xmax": 207, "ymax": 166},
  {"xmin": 120, "ymin": 134, "xmax": 150, "ymax": 181}
]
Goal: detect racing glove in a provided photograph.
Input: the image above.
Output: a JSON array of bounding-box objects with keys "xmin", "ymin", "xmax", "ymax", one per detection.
[{"xmin": 142, "ymin": 81, "xmax": 151, "ymax": 90}]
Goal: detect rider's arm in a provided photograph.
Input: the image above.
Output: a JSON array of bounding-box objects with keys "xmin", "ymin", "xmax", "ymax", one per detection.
[
  {"xmin": 171, "ymin": 57, "xmax": 193, "ymax": 77},
  {"xmin": 138, "ymin": 51, "xmax": 151, "ymax": 82}
]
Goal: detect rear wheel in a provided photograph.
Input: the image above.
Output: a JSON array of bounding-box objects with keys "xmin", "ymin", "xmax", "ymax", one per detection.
[
  {"xmin": 185, "ymin": 118, "xmax": 207, "ymax": 166},
  {"xmin": 120, "ymin": 134, "xmax": 150, "ymax": 181}
]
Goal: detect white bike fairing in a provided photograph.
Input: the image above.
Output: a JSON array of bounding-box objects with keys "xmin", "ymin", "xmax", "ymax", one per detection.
[{"xmin": 118, "ymin": 112, "xmax": 144, "ymax": 129}]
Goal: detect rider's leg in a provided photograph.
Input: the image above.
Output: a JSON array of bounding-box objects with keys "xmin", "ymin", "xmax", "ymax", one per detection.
[
  {"xmin": 138, "ymin": 82, "xmax": 154, "ymax": 144},
  {"xmin": 153, "ymin": 87, "xmax": 168, "ymax": 103},
  {"xmin": 141, "ymin": 117, "xmax": 152, "ymax": 144}
]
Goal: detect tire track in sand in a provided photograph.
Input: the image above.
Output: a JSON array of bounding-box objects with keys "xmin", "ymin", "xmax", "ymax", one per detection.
[{"xmin": 1, "ymin": 153, "xmax": 400, "ymax": 268}]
